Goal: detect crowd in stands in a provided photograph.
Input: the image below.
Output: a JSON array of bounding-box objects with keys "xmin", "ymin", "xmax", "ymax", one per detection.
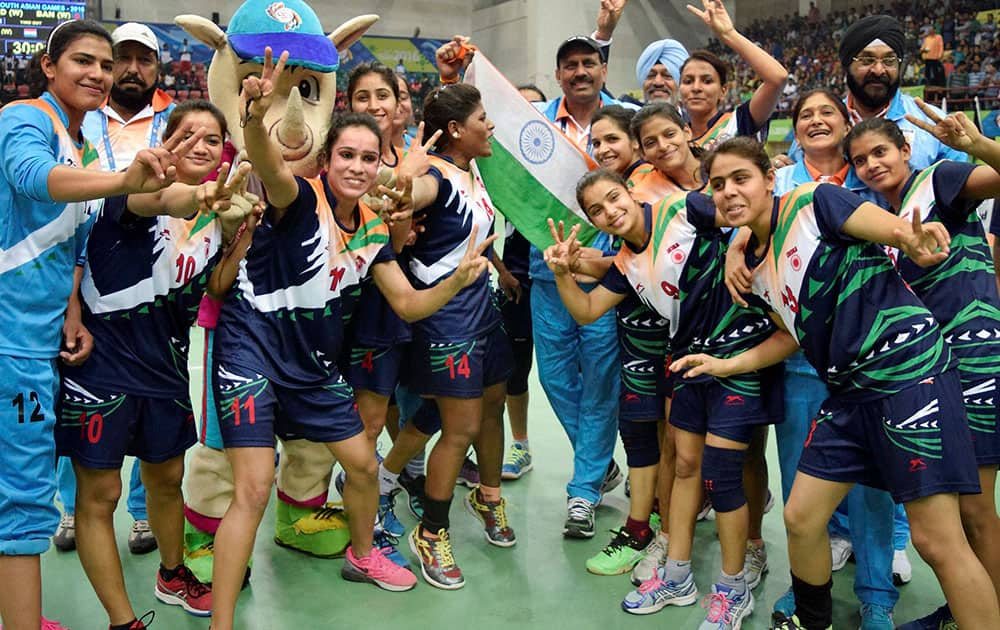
[{"xmin": 708, "ymin": 0, "xmax": 1000, "ymax": 112}]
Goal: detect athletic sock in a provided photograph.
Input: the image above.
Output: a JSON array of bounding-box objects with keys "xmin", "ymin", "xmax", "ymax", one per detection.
[
  {"xmin": 513, "ymin": 437, "xmax": 529, "ymax": 450},
  {"xmin": 478, "ymin": 484, "xmax": 501, "ymax": 503},
  {"xmin": 791, "ymin": 573, "xmax": 833, "ymax": 629},
  {"xmin": 378, "ymin": 462, "xmax": 400, "ymax": 495},
  {"xmin": 718, "ymin": 570, "xmax": 747, "ymax": 595},
  {"xmin": 158, "ymin": 563, "xmax": 181, "ymax": 581},
  {"xmin": 664, "ymin": 558, "xmax": 691, "ymax": 583},
  {"xmin": 624, "ymin": 516, "xmax": 652, "ymax": 545},
  {"xmin": 405, "ymin": 450, "xmax": 426, "ymax": 478},
  {"xmin": 421, "ymin": 495, "xmax": 452, "ymax": 532},
  {"xmin": 110, "ymin": 621, "xmax": 138, "ymax": 630}
]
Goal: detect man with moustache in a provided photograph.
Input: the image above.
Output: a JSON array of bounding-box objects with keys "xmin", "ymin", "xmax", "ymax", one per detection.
[
  {"xmin": 782, "ymin": 15, "xmax": 965, "ymax": 173},
  {"xmin": 634, "ymin": 38, "xmax": 688, "ymax": 104},
  {"xmin": 773, "ymin": 14, "xmax": 972, "ymax": 630},
  {"xmin": 532, "ymin": 35, "xmax": 637, "ymax": 538},
  {"xmin": 51, "ymin": 22, "xmax": 176, "ymax": 557},
  {"xmin": 838, "ymin": 15, "xmax": 965, "ymax": 167},
  {"xmin": 83, "ymin": 23, "xmax": 176, "ymax": 172}
]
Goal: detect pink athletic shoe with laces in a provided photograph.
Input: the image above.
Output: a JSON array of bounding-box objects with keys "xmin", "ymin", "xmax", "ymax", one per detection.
[{"xmin": 341, "ymin": 545, "xmax": 417, "ymax": 592}]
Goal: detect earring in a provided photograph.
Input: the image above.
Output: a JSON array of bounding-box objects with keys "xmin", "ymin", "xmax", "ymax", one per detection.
[{"xmin": 452, "ymin": 132, "xmax": 460, "ymax": 138}]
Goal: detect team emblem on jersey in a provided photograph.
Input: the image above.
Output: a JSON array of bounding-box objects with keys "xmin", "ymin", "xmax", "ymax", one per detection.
[
  {"xmin": 266, "ymin": 2, "xmax": 302, "ymax": 31},
  {"xmin": 786, "ymin": 246, "xmax": 802, "ymax": 271},
  {"xmin": 667, "ymin": 242, "xmax": 685, "ymax": 264},
  {"xmin": 518, "ymin": 120, "xmax": 555, "ymax": 165}
]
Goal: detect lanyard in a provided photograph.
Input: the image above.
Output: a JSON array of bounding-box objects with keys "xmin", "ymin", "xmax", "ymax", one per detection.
[
  {"xmin": 559, "ymin": 117, "xmax": 593, "ymax": 154},
  {"xmin": 100, "ymin": 108, "xmax": 167, "ymax": 172}
]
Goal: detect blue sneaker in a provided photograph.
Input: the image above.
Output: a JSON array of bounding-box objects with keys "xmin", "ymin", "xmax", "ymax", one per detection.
[
  {"xmin": 860, "ymin": 603, "xmax": 894, "ymax": 630},
  {"xmin": 621, "ymin": 566, "xmax": 699, "ymax": 615},
  {"xmin": 372, "ymin": 529, "xmax": 410, "ymax": 570},
  {"xmin": 697, "ymin": 583, "xmax": 754, "ymax": 630},
  {"xmin": 772, "ymin": 587, "xmax": 795, "ymax": 619},
  {"xmin": 378, "ymin": 492, "xmax": 405, "ymax": 538},
  {"xmin": 501, "ymin": 442, "xmax": 533, "ymax": 480},
  {"xmin": 896, "ymin": 605, "xmax": 956, "ymax": 630}
]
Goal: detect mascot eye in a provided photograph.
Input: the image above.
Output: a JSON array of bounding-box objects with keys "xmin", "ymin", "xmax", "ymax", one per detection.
[{"xmin": 297, "ymin": 76, "xmax": 320, "ymax": 102}]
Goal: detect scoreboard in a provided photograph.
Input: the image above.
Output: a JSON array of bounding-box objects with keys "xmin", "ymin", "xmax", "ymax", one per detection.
[{"xmin": 0, "ymin": 2, "xmax": 86, "ymax": 57}]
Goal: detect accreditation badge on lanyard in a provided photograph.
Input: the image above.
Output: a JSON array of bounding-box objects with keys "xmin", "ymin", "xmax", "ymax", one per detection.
[
  {"xmin": 101, "ymin": 109, "xmax": 167, "ymax": 172},
  {"xmin": 560, "ymin": 117, "xmax": 593, "ymax": 155}
]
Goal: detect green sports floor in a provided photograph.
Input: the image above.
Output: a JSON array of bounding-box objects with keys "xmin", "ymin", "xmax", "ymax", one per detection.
[{"xmin": 37, "ymin": 334, "xmax": 961, "ymax": 630}]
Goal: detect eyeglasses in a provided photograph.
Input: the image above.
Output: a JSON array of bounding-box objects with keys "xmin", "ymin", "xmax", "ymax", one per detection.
[{"xmin": 852, "ymin": 55, "xmax": 901, "ymax": 69}]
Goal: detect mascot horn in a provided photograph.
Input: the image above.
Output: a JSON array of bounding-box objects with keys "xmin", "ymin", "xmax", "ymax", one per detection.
[{"xmin": 176, "ymin": 0, "xmax": 377, "ymax": 584}]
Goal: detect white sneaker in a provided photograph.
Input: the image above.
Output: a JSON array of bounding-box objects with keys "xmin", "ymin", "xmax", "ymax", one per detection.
[
  {"xmin": 744, "ymin": 541, "xmax": 768, "ymax": 590},
  {"xmin": 563, "ymin": 497, "xmax": 596, "ymax": 538},
  {"xmin": 52, "ymin": 513, "xmax": 76, "ymax": 551},
  {"xmin": 128, "ymin": 519, "xmax": 158, "ymax": 554},
  {"xmin": 829, "ymin": 535, "xmax": 853, "ymax": 571},
  {"xmin": 696, "ymin": 497, "xmax": 714, "ymax": 521},
  {"xmin": 631, "ymin": 531, "xmax": 668, "ymax": 585},
  {"xmin": 892, "ymin": 549, "xmax": 912, "ymax": 585}
]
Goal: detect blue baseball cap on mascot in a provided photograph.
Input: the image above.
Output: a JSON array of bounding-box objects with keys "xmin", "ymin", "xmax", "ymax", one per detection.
[{"xmin": 226, "ymin": 0, "xmax": 339, "ymax": 72}]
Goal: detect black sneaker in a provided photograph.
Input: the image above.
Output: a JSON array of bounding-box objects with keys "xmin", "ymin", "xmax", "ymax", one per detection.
[
  {"xmin": 398, "ymin": 469, "xmax": 426, "ymax": 520},
  {"xmin": 600, "ymin": 460, "xmax": 624, "ymax": 497},
  {"xmin": 563, "ymin": 496, "xmax": 596, "ymax": 538}
]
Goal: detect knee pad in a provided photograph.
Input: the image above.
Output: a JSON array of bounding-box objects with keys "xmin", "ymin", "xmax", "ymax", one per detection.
[
  {"xmin": 618, "ymin": 419, "xmax": 660, "ymax": 468},
  {"xmin": 702, "ymin": 445, "xmax": 747, "ymax": 513},
  {"xmin": 410, "ymin": 397, "xmax": 442, "ymax": 435}
]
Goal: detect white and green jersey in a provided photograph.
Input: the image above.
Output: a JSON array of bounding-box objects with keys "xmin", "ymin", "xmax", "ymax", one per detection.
[
  {"xmin": 889, "ymin": 160, "xmax": 1000, "ymax": 432},
  {"xmin": 600, "ymin": 193, "xmax": 773, "ymax": 394},
  {"xmin": 745, "ymin": 182, "xmax": 953, "ymax": 402}
]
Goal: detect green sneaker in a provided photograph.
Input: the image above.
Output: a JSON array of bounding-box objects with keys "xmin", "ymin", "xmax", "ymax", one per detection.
[
  {"xmin": 585, "ymin": 528, "xmax": 648, "ymax": 575},
  {"xmin": 273, "ymin": 500, "xmax": 351, "ymax": 558},
  {"xmin": 183, "ymin": 520, "xmax": 216, "ymax": 585}
]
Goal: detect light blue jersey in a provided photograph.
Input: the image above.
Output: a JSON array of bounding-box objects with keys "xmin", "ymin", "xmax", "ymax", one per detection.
[{"xmin": 0, "ymin": 92, "xmax": 102, "ymax": 358}]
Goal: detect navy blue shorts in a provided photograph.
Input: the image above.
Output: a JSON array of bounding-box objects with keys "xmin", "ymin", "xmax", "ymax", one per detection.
[
  {"xmin": 617, "ymin": 296, "xmax": 670, "ymax": 422},
  {"xmin": 669, "ymin": 367, "xmax": 783, "ymax": 444},
  {"xmin": 957, "ymin": 373, "xmax": 1000, "ymax": 467},
  {"xmin": 214, "ymin": 361, "xmax": 363, "ymax": 448},
  {"xmin": 798, "ymin": 370, "xmax": 981, "ymax": 504},
  {"xmin": 343, "ymin": 343, "xmax": 403, "ymax": 397},
  {"xmin": 405, "ymin": 326, "xmax": 513, "ymax": 399},
  {"xmin": 55, "ymin": 381, "xmax": 196, "ymax": 468}
]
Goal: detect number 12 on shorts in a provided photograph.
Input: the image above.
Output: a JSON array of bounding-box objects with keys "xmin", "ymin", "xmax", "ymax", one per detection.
[
  {"xmin": 11, "ymin": 391, "xmax": 44, "ymax": 424},
  {"xmin": 445, "ymin": 354, "xmax": 471, "ymax": 380}
]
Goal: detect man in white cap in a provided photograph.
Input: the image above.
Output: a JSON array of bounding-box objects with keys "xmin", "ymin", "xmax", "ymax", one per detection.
[
  {"xmin": 83, "ymin": 22, "xmax": 176, "ymax": 172},
  {"xmin": 53, "ymin": 21, "xmax": 176, "ymax": 557}
]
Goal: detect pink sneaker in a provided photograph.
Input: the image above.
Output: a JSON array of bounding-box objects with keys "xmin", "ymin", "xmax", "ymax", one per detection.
[
  {"xmin": 0, "ymin": 617, "xmax": 70, "ymax": 630},
  {"xmin": 341, "ymin": 546, "xmax": 417, "ymax": 592}
]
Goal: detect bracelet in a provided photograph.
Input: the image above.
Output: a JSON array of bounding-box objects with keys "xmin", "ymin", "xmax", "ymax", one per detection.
[{"xmin": 440, "ymin": 74, "xmax": 459, "ymax": 85}]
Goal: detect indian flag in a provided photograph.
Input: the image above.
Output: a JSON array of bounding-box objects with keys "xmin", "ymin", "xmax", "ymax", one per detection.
[{"xmin": 464, "ymin": 53, "xmax": 599, "ymax": 247}]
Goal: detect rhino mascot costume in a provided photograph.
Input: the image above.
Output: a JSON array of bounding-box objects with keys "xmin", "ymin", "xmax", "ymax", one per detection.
[{"xmin": 175, "ymin": 0, "xmax": 377, "ymax": 583}]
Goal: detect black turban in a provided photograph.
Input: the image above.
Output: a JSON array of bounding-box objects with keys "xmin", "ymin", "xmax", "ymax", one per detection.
[{"xmin": 838, "ymin": 15, "xmax": 905, "ymax": 68}]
